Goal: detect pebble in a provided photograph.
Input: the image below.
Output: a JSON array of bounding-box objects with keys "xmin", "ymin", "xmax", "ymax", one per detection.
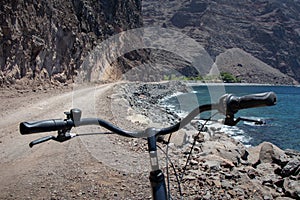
[
  {"xmin": 221, "ymin": 180, "xmax": 234, "ymax": 190},
  {"xmin": 225, "ymin": 173, "xmax": 234, "ymax": 179}
]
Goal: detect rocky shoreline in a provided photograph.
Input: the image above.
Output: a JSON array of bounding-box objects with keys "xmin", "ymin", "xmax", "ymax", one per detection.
[{"xmin": 113, "ymin": 81, "xmax": 300, "ymax": 199}]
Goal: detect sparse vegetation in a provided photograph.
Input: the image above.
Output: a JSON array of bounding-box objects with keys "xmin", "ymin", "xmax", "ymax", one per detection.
[
  {"xmin": 163, "ymin": 72, "xmax": 241, "ymax": 83},
  {"xmin": 163, "ymin": 74, "xmax": 205, "ymax": 81},
  {"xmin": 220, "ymin": 72, "xmax": 241, "ymax": 83}
]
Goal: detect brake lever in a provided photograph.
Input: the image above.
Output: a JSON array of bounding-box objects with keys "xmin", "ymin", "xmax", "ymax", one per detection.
[
  {"xmin": 29, "ymin": 130, "xmax": 77, "ymax": 148},
  {"xmin": 238, "ymin": 117, "xmax": 266, "ymax": 125},
  {"xmin": 224, "ymin": 115, "xmax": 266, "ymax": 126},
  {"xmin": 29, "ymin": 135, "xmax": 56, "ymax": 148}
]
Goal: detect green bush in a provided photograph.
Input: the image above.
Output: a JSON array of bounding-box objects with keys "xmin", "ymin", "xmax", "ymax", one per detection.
[
  {"xmin": 162, "ymin": 72, "xmax": 240, "ymax": 83},
  {"xmin": 220, "ymin": 72, "xmax": 241, "ymax": 83}
]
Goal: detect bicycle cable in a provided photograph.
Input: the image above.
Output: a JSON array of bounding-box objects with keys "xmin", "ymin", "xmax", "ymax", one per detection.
[
  {"xmin": 156, "ymin": 143, "xmax": 182, "ymax": 200},
  {"xmin": 165, "ymin": 133, "xmax": 172, "ymax": 200},
  {"xmin": 179, "ymin": 112, "xmax": 219, "ymax": 182},
  {"xmin": 142, "ymin": 136, "xmax": 182, "ymax": 199},
  {"xmin": 158, "ymin": 112, "xmax": 219, "ymax": 199}
]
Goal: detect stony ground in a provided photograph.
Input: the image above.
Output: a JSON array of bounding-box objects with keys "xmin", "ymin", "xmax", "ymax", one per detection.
[
  {"xmin": 0, "ymin": 81, "xmax": 299, "ymax": 200},
  {"xmin": 114, "ymin": 82, "xmax": 300, "ymax": 200}
]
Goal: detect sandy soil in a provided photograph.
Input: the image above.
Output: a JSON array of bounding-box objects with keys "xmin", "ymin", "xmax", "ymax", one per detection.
[{"xmin": 0, "ymin": 83, "xmax": 152, "ymax": 200}]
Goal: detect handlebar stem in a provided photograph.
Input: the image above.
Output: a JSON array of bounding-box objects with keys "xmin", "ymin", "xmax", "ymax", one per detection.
[
  {"xmin": 147, "ymin": 131, "xmax": 168, "ymax": 200},
  {"xmin": 148, "ymin": 134, "xmax": 159, "ymax": 171}
]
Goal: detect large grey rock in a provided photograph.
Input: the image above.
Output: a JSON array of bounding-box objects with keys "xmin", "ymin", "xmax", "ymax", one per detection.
[
  {"xmin": 283, "ymin": 178, "xmax": 300, "ymax": 199},
  {"xmin": 258, "ymin": 142, "xmax": 289, "ymax": 165},
  {"xmin": 281, "ymin": 159, "xmax": 300, "ymax": 177}
]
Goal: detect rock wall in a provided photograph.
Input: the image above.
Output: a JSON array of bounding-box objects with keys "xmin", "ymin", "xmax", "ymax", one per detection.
[
  {"xmin": 0, "ymin": 0, "xmax": 143, "ymax": 86},
  {"xmin": 2, "ymin": 0, "xmax": 300, "ymax": 86}
]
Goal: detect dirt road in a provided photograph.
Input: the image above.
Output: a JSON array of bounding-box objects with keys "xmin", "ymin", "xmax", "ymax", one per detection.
[{"xmin": 0, "ymin": 83, "xmax": 151, "ymax": 199}]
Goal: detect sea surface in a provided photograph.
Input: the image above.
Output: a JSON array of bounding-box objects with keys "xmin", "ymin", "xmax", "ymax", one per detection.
[{"xmin": 163, "ymin": 84, "xmax": 300, "ymax": 151}]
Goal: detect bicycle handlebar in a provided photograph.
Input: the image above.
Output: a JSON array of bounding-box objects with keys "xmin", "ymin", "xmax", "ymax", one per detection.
[
  {"xmin": 18, "ymin": 91, "xmax": 278, "ymax": 200},
  {"xmin": 19, "ymin": 92, "xmax": 277, "ymax": 138},
  {"xmin": 219, "ymin": 92, "xmax": 277, "ymax": 115},
  {"xmin": 20, "ymin": 119, "xmax": 74, "ymax": 135}
]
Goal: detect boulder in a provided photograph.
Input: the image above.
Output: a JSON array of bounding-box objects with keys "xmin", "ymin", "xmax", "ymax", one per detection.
[
  {"xmin": 283, "ymin": 178, "xmax": 300, "ymax": 199},
  {"xmin": 281, "ymin": 159, "xmax": 300, "ymax": 177},
  {"xmin": 248, "ymin": 142, "xmax": 289, "ymax": 166},
  {"xmin": 259, "ymin": 142, "xmax": 288, "ymax": 164}
]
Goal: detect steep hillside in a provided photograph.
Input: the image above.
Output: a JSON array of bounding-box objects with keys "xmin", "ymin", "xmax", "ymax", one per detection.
[
  {"xmin": 0, "ymin": 0, "xmax": 144, "ymax": 86},
  {"xmin": 1, "ymin": 0, "xmax": 299, "ymax": 86},
  {"xmin": 143, "ymin": 0, "xmax": 300, "ymax": 84},
  {"xmin": 215, "ymin": 48, "xmax": 295, "ymax": 84}
]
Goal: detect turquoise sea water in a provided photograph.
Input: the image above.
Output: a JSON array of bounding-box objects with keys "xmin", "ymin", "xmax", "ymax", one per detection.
[{"xmin": 163, "ymin": 84, "xmax": 300, "ymax": 151}]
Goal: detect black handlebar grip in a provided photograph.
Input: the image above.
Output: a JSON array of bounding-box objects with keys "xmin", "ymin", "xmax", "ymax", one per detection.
[
  {"xmin": 226, "ymin": 92, "xmax": 277, "ymax": 114},
  {"xmin": 20, "ymin": 119, "xmax": 73, "ymax": 135}
]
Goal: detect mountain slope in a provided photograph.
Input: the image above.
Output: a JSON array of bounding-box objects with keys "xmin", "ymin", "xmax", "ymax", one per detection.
[
  {"xmin": 215, "ymin": 48, "xmax": 295, "ymax": 84},
  {"xmin": 143, "ymin": 0, "xmax": 300, "ymax": 84}
]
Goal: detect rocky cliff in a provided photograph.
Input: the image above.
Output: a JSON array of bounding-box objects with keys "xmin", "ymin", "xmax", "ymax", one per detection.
[
  {"xmin": 0, "ymin": 0, "xmax": 143, "ymax": 87},
  {"xmin": 143, "ymin": 0, "xmax": 300, "ymax": 84},
  {"xmin": 1, "ymin": 0, "xmax": 300, "ymax": 86}
]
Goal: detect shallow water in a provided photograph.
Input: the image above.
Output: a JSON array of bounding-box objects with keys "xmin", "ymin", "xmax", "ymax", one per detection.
[{"xmin": 163, "ymin": 84, "xmax": 300, "ymax": 151}]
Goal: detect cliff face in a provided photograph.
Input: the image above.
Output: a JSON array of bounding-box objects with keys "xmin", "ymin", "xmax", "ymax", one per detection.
[
  {"xmin": 2, "ymin": 0, "xmax": 300, "ymax": 86},
  {"xmin": 0, "ymin": 0, "xmax": 143, "ymax": 86},
  {"xmin": 143, "ymin": 0, "xmax": 300, "ymax": 84}
]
